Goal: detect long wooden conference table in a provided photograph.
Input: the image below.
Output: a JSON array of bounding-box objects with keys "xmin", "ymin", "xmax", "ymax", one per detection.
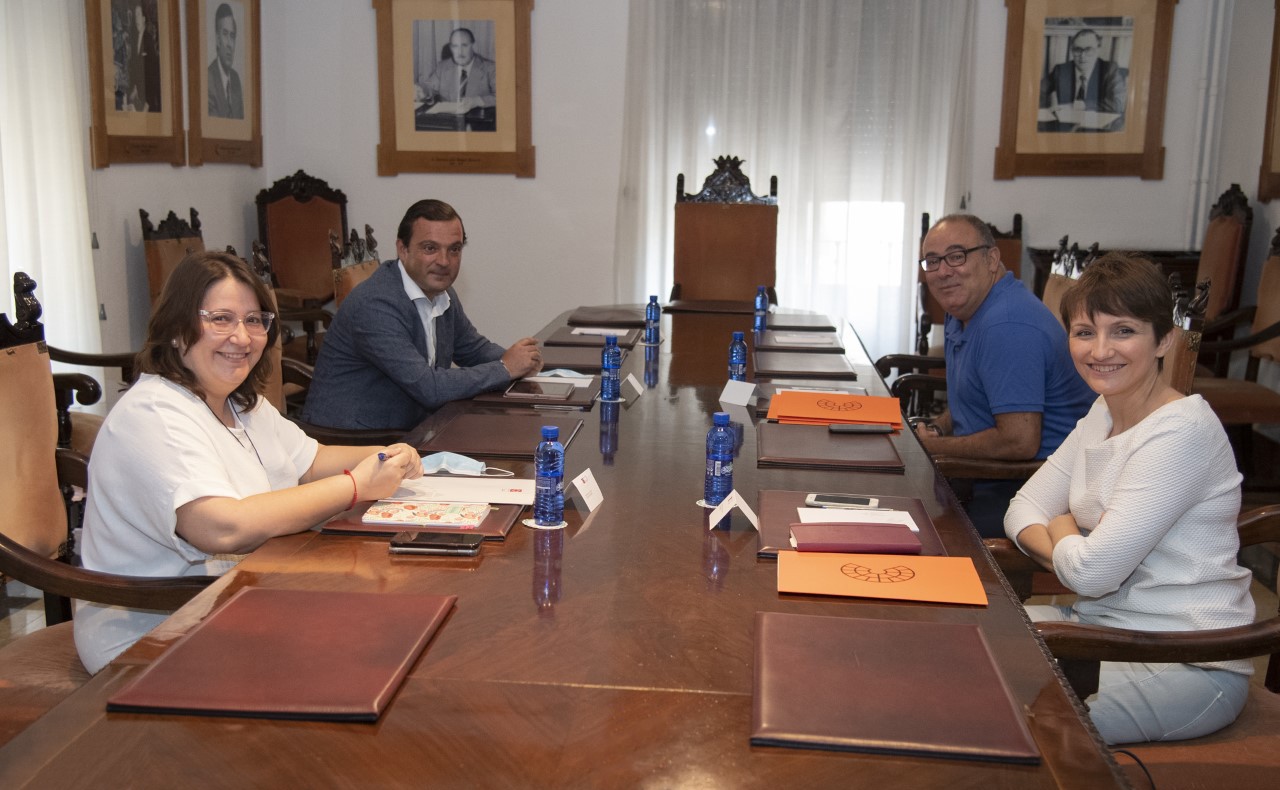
[{"xmin": 0, "ymin": 309, "xmax": 1125, "ymax": 788}]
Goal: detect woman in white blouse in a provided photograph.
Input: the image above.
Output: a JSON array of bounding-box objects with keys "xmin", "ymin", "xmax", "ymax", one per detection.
[
  {"xmin": 1005, "ymin": 252, "xmax": 1253, "ymax": 744},
  {"xmin": 75, "ymin": 251, "xmax": 422, "ymax": 673}
]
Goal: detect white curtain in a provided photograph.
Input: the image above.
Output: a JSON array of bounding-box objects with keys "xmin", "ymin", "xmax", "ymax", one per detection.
[
  {"xmin": 614, "ymin": 0, "xmax": 974, "ymax": 360},
  {"xmin": 0, "ymin": 0, "xmax": 100, "ymax": 353}
]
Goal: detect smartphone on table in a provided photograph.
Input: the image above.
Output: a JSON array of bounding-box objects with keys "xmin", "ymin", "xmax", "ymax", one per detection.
[
  {"xmin": 803, "ymin": 493, "xmax": 880, "ymax": 509},
  {"xmin": 388, "ymin": 531, "xmax": 484, "ymax": 556}
]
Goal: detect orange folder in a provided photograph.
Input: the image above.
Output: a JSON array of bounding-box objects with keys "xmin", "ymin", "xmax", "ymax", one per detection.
[
  {"xmin": 766, "ymin": 390, "xmax": 903, "ymax": 428},
  {"xmin": 777, "ymin": 551, "xmax": 988, "ymax": 606}
]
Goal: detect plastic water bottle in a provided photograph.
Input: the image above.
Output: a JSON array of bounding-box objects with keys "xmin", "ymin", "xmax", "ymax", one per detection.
[
  {"xmin": 644, "ymin": 295, "xmax": 661, "ymax": 344},
  {"xmin": 727, "ymin": 331, "xmax": 748, "ymax": 381},
  {"xmin": 753, "ymin": 286, "xmax": 769, "ymax": 333},
  {"xmin": 534, "ymin": 426, "xmax": 564, "ymax": 526},
  {"xmin": 601, "ymin": 334, "xmax": 622, "ymax": 400},
  {"xmin": 704, "ymin": 412, "xmax": 735, "ymax": 505}
]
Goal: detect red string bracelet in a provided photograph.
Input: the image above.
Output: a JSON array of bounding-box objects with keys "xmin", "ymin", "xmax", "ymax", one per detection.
[{"xmin": 342, "ymin": 470, "xmax": 357, "ymax": 510}]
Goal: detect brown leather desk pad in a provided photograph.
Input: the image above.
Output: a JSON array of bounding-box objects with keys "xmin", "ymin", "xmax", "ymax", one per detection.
[
  {"xmin": 106, "ymin": 588, "xmax": 456, "ymax": 722},
  {"xmin": 419, "ymin": 412, "xmax": 584, "ymax": 459},
  {"xmin": 538, "ymin": 344, "xmax": 628, "ymax": 373},
  {"xmin": 544, "ymin": 326, "xmax": 642, "ymax": 349},
  {"xmin": 755, "ymin": 489, "xmax": 945, "ymax": 559},
  {"xmin": 756, "ymin": 422, "xmax": 903, "ymax": 472},
  {"xmin": 663, "ymin": 299, "xmax": 753, "ymax": 314},
  {"xmin": 321, "ymin": 502, "xmax": 523, "ymax": 541},
  {"xmin": 752, "ymin": 330, "xmax": 844, "ymax": 354},
  {"xmin": 752, "ymin": 351, "xmax": 857, "ymax": 379},
  {"xmin": 751, "ymin": 612, "xmax": 1040, "ymax": 763},
  {"xmin": 566, "ymin": 304, "xmax": 646, "ymax": 327},
  {"xmin": 766, "ymin": 312, "xmax": 838, "ymax": 332},
  {"xmin": 471, "ymin": 376, "xmax": 600, "ymax": 410}
]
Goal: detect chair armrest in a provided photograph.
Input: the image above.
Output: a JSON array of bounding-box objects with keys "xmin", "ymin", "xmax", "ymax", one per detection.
[
  {"xmin": 1239, "ymin": 503, "xmax": 1280, "ymax": 545},
  {"xmin": 933, "ymin": 456, "xmax": 1043, "ymax": 480},
  {"xmin": 874, "ymin": 354, "xmax": 943, "ymax": 379},
  {"xmin": 0, "ymin": 533, "xmax": 215, "ymax": 612},
  {"xmin": 280, "ymin": 357, "xmax": 314, "ymax": 388},
  {"xmin": 288, "ymin": 419, "xmax": 405, "ymax": 447},
  {"xmin": 1198, "ymin": 319, "xmax": 1280, "ymax": 355},
  {"xmin": 52, "ymin": 372, "xmax": 102, "ymax": 407},
  {"xmin": 1038, "ymin": 618, "xmax": 1280, "ymax": 666},
  {"xmin": 1200, "ymin": 305, "xmax": 1256, "ymax": 341},
  {"xmin": 983, "ymin": 537, "xmax": 1040, "ymax": 601},
  {"xmin": 48, "ymin": 346, "xmax": 137, "ymax": 384},
  {"xmin": 55, "ymin": 447, "xmax": 90, "ymax": 491}
]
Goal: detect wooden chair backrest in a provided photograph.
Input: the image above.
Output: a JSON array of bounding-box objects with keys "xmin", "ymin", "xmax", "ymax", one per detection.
[
  {"xmin": 1251, "ymin": 252, "xmax": 1280, "ymax": 365},
  {"xmin": 334, "ymin": 260, "xmax": 380, "ymax": 308},
  {"xmin": 1041, "ymin": 273, "xmax": 1075, "ymax": 329},
  {"xmin": 330, "ymin": 225, "xmax": 381, "ymax": 309},
  {"xmin": 1158, "ymin": 325, "xmax": 1201, "ymax": 396},
  {"xmin": 1194, "ymin": 184, "xmax": 1252, "ymax": 321},
  {"xmin": 141, "ymin": 208, "xmax": 205, "ymax": 307},
  {"xmin": 671, "ymin": 156, "xmax": 778, "ymax": 302},
  {"xmin": 256, "ymin": 170, "xmax": 348, "ymax": 304},
  {"xmin": 0, "ymin": 304, "xmax": 67, "ymax": 560}
]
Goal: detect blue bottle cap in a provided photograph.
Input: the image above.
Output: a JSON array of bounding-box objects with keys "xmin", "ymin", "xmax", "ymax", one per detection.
[
  {"xmin": 541, "ymin": 426, "xmax": 559, "ymax": 440},
  {"xmin": 605, "ymin": 334, "xmax": 618, "ymax": 345},
  {"xmin": 757, "ymin": 285, "xmax": 767, "ymax": 292},
  {"xmin": 712, "ymin": 412, "xmax": 730, "ymax": 426},
  {"xmin": 732, "ymin": 331, "xmax": 744, "ymax": 340},
  {"xmin": 649, "ymin": 294, "xmax": 658, "ymax": 302}
]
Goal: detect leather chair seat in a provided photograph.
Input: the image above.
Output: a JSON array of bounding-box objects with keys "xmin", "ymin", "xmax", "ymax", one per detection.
[
  {"xmin": 1117, "ymin": 682, "xmax": 1280, "ymax": 789},
  {"xmin": 1193, "ymin": 376, "xmax": 1280, "ymax": 425},
  {"xmin": 0, "ymin": 621, "xmax": 88, "ymax": 749}
]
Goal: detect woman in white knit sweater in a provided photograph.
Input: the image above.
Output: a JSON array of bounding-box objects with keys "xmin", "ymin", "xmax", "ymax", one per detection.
[{"xmin": 1004, "ymin": 252, "xmax": 1254, "ymax": 745}]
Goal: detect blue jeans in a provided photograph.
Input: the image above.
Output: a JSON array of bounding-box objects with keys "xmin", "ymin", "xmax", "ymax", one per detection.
[{"xmin": 1026, "ymin": 604, "xmax": 1250, "ymax": 745}]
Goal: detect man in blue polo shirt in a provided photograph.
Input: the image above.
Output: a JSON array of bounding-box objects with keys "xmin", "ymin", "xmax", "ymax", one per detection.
[{"xmin": 911, "ymin": 213, "xmax": 1093, "ymax": 537}]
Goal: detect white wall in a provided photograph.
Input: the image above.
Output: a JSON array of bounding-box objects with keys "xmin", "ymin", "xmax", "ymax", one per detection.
[{"xmin": 82, "ymin": 0, "xmax": 630, "ymax": 358}]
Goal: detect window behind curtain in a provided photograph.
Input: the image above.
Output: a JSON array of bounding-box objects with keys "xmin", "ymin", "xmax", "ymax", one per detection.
[
  {"xmin": 0, "ymin": 0, "xmax": 100, "ymax": 356},
  {"xmin": 613, "ymin": 0, "xmax": 974, "ymax": 359}
]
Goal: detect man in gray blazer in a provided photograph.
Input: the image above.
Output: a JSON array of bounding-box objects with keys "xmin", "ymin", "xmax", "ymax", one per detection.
[
  {"xmin": 207, "ymin": 2, "xmax": 243, "ymax": 119},
  {"xmin": 301, "ymin": 200, "xmax": 542, "ymax": 430}
]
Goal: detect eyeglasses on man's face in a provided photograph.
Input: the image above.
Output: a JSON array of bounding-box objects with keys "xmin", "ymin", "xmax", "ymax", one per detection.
[
  {"xmin": 919, "ymin": 244, "xmax": 991, "ymax": 272},
  {"xmin": 198, "ymin": 309, "xmax": 275, "ymax": 336}
]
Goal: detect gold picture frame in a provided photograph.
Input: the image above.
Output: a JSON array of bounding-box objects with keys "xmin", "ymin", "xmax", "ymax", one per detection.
[
  {"xmin": 86, "ymin": 0, "xmax": 186, "ymax": 168},
  {"xmin": 185, "ymin": 0, "xmax": 263, "ymax": 166},
  {"xmin": 994, "ymin": 0, "xmax": 1175, "ymax": 179},
  {"xmin": 1258, "ymin": 0, "xmax": 1280, "ymax": 201},
  {"xmin": 373, "ymin": 0, "xmax": 535, "ymax": 177}
]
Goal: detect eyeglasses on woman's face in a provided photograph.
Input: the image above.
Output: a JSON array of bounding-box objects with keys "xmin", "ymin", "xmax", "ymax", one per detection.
[{"xmin": 198, "ymin": 309, "xmax": 274, "ymax": 336}]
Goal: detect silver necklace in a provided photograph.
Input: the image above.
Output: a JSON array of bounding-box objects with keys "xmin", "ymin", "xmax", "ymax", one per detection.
[{"xmin": 204, "ymin": 398, "xmax": 266, "ymax": 468}]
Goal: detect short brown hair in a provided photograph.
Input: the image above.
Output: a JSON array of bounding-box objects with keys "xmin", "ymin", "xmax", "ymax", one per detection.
[
  {"xmin": 136, "ymin": 250, "xmax": 278, "ymax": 410},
  {"xmin": 1059, "ymin": 252, "xmax": 1174, "ymax": 343},
  {"xmin": 397, "ymin": 199, "xmax": 466, "ymax": 246}
]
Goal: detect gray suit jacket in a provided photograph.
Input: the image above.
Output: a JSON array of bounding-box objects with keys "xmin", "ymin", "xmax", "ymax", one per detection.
[{"xmin": 300, "ymin": 261, "xmax": 510, "ymax": 430}]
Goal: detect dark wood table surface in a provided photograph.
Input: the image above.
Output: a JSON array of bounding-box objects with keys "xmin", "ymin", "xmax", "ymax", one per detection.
[{"xmin": 0, "ymin": 311, "xmax": 1125, "ymax": 788}]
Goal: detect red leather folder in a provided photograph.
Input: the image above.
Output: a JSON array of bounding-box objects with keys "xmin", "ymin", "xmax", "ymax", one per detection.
[
  {"xmin": 751, "ymin": 612, "xmax": 1040, "ymax": 764},
  {"xmin": 755, "ymin": 490, "xmax": 945, "ymax": 559},
  {"xmin": 789, "ymin": 522, "xmax": 922, "ymax": 554},
  {"xmin": 107, "ymin": 588, "xmax": 456, "ymax": 722}
]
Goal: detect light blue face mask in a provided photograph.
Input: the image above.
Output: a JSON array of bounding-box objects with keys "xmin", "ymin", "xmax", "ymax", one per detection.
[{"xmin": 419, "ymin": 452, "xmax": 513, "ymax": 477}]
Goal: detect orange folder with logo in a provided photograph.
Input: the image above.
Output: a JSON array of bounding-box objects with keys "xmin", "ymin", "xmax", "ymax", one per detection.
[
  {"xmin": 777, "ymin": 551, "xmax": 988, "ymax": 606},
  {"xmin": 766, "ymin": 390, "xmax": 903, "ymax": 428}
]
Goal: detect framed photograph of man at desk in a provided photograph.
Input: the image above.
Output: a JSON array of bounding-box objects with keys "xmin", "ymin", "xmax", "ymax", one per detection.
[
  {"xmin": 184, "ymin": 0, "xmax": 262, "ymax": 166},
  {"xmin": 994, "ymin": 0, "xmax": 1175, "ymax": 180},
  {"xmin": 86, "ymin": 0, "xmax": 185, "ymax": 168},
  {"xmin": 374, "ymin": 0, "xmax": 535, "ymax": 177},
  {"xmin": 1258, "ymin": 1, "xmax": 1280, "ymax": 201}
]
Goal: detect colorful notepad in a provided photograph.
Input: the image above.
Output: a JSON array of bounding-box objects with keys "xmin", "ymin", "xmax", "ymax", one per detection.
[{"xmin": 361, "ymin": 501, "xmax": 490, "ymax": 528}]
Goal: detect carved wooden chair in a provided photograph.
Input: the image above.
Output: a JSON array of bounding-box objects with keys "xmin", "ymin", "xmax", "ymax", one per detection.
[
  {"xmin": 0, "ymin": 275, "xmax": 214, "ymax": 749},
  {"xmin": 668, "ymin": 156, "xmax": 778, "ymax": 308},
  {"xmin": 141, "ymin": 207, "xmax": 205, "ymax": 307},
  {"xmin": 984, "ymin": 505, "xmax": 1280, "ymax": 789},
  {"xmin": 332, "ymin": 225, "xmax": 381, "ymax": 310},
  {"xmin": 1191, "ymin": 230, "xmax": 1280, "ymax": 482},
  {"xmin": 256, "ymin": 170, "xmax": 348, "ymax": 362},
  {"xmin": 1196, "ymin": 184, "xmax": 1254, "ymax": 376}
]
